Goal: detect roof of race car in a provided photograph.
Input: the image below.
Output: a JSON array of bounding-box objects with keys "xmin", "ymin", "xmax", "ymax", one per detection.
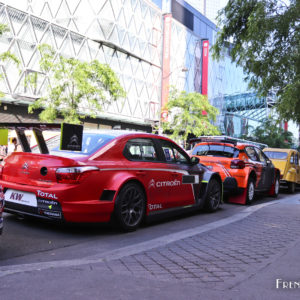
[{"xmin": 190, "ymin": 136, "xmax": 267, "ymax": 149}]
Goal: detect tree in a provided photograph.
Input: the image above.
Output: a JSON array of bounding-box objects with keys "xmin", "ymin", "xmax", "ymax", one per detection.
[
  {"xmin": 0, "ymin": 24, "xmax": 20, "ymax": 99},
  {"xmin": 212, "ymin": 0, "xmax": 300, "ymax": 123},
  {"xmin": 28, "ymin": 44, "xmax": 126, "ymax": 124},
  {"xmin": 161, "ymin": 88, "xmax": 220, "ymax": 143},
  {"xmin": 242, "ymin": 119, "xmax": 294, "ymax": 148}
]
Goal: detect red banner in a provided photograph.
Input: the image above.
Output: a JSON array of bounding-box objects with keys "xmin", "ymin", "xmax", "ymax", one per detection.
[
  {"xmin": 201, "ymin": 40, "xmax": 209, "ymax": 96},
  {"xmin": 161, "ymin": 14, "xmax": 172, "ymax": 122}
]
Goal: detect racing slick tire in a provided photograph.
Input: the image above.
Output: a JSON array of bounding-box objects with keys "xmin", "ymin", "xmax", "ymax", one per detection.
[
  {"xmin": 204, "ymin": 178, "xmax": 222, "ymax": 212},
  {"xmin": 288, "ymin": 181, "xmax": 295, "ymax": 194},
  {"xmin": 114, "ymin": 182, "xmax": 146, "ymax": 232},
  {"xmin": 246, "ymin": 177, "xmax": 256, "ymax": 205}
]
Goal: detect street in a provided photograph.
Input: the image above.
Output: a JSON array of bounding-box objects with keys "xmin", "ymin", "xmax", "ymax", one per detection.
[{"xmin": 0, "ymin": 191, "xmax": 300, "ymax": 300}]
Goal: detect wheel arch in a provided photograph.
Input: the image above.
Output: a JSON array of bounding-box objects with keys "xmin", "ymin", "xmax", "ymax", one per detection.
[
  {"xmin": 248, "ymin": 170, "xmax": 257, "ymax": 185},
  {"xmin": 114, "ymin": 178, "xmax": 148, "ymax": 205},
  {"xmin": 275, "ymin": 168, "xmax": 281, "ymax": 180},
  {"xmin": 200, "ymin": 171, "xmax": 223, "ymax": 206}
]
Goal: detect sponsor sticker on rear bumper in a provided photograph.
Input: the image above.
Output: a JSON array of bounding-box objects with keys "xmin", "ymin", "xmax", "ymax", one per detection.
[{"xmin": 5, "ymin": 189, "xmax": 37, "ymax": 207}]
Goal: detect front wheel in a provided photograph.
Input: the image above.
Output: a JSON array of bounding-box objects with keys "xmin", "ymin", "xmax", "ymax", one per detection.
[
  {"xmin": 204, "ymin": 178, "xmax": 222, "ymax": 212},
  {"xmin": 114, "ymin": 183, "xmax": 146, "ymax": 232},
  {"xmin": 272, "ymin": 176, "xmax": 280, "ymax": 198},
  {"xmin": 246, "ymin": 177, "xmax": 255, "ymax": 205}
]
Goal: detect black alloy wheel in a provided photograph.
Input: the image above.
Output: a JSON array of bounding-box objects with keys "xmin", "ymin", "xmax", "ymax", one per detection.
[
  {"xmin": 204, "ymin": 178, "xmax": 222, "ymax": 212},
  {"xmin": 115, "ymin": 182, "xmax": 146, "ymax": 232}
]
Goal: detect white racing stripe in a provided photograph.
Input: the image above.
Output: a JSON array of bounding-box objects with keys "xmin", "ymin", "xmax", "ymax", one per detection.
[{"xmin": 101, "ymin": 168, "xmax": 189, "ymax": 175}]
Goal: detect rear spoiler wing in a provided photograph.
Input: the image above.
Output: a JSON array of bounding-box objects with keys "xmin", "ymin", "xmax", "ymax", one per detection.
[
  {"xmin": 188, "ymin": 136, "xmax": 238, "ymax": 146},
  {"xmin": 0, "ymin": 123, "xmax": 61, "ymax": 154},
  {"xmin": 188, "ymin": 136, "xmax": 268, "ymax": 149}
]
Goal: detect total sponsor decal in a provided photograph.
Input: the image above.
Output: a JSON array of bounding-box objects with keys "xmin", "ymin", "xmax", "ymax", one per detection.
[
  {"xmin": 148, "ymin": 203, "xmax": 162, "ymax": 211},
  {"xmin": 148, "ymin": 179, "xmax": 180, "ymax": 189},
  {"xmin": 37, "ymin": 190, "xmax": 58, "ymax": 200}
]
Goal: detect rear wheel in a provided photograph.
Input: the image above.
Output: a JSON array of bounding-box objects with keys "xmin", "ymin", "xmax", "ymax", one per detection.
[
  {"xmin": 204, "ymin": 178, "xmax": 222, "ymax": 212},
  {"xmin": 114, "ymin": 183, "xmax": 146, "ymax": 232},
  {"xmin": 246, "ymin": 177, "xmax": 255, "ymax": 204},
  {"xmin": 288, "ymin": 181, "xmax": 295, "ymax": 194}
]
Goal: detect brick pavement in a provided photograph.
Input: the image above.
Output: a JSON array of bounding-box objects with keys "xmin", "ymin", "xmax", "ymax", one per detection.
[{"xmin": 102, "ymin": 201, "xmax": 300, "ymax": 288}]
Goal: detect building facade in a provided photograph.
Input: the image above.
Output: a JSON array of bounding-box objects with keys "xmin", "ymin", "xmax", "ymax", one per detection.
[{"xmin": 0, "ymin": 0, "xmax": 269, "ymax": 136}]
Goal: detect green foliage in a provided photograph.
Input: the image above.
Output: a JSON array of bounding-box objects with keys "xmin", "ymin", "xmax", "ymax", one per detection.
[
  {"xmin": 241, "ymin": 119, "xmax": 294, "ymax": 148},
  {"xmin": 212, "ymin": 0, "xmax": 300, "ymax": 122},
  {"xmin": 0, "ymin": 23, "xmax": 9, "ymax": 35},
  {"xmin": 28, "ymin": 44, "xmax": 126, "ymax": 124},
  {"xmin": 161, "ymin": 88, "xmax": 220, "ymax": 142}
]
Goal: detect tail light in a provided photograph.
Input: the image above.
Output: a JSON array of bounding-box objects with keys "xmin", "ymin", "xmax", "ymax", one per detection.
[
  {"xmin": 56, "ymin": 166, "xmax": 99, "ymax": 184},
  {"xmin": 230, "ymin": 159, "xmax": 245, "ymax": 169}
]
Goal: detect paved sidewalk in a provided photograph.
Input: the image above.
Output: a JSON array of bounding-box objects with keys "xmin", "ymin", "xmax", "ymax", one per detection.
[
  {"xmin": 1, "ymin": 197, "xmax": 300, "ymax": 299},
  {"xmin": 102, "ymin": 198, "xmax": 300, "ymax": 288}
]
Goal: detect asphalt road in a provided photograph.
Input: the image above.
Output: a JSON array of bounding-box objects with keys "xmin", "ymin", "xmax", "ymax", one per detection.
[
  {"xmin": 0, "ymin": 190, "xmax": 300, "ymax": 299},
  {"xmin": 0, "ymin": 197, "xmax": 246, "ymax": 266}
]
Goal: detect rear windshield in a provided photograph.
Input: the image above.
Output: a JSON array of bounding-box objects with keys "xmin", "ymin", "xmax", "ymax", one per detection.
[
  {"xmin": 264, "ymin": 151, "xmax": 288, "ymax": 160},
  {"xmin": 192, "ymin": 144, "xmax": 239, "ymax": 158},
  {"xmin": 33, "ymin": 133, "xmax": 115, "ymax": 156}
]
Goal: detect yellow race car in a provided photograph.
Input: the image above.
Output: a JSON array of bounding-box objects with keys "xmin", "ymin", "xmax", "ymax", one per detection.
[{"xmin": 263, "ymin": 148, "xmax": 300, "ymax": 193}]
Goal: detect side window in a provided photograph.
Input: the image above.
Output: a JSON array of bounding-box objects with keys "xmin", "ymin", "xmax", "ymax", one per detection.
[
  {"xmin": 124, "ymin": 138, "xmax": 158, "ymax": 161},
  {"xmin": 255, "ymin": 147, "xmax": 266, "ymax": 164},
  {"xmin": 173, "ymin": 147, "xmax": 189, "ymax": 163},
  {"xmin": 245, "ymin": 147, "xmax": 259, "ymax": 161},
  {"xmin": 295, "ymin": 153, "xmax": 299, "ymax": 165},
  {"xmin": 290, "ymin": 153, "xmax": 294, "ymax": 164},
  {"xmin": 160, "ymin": 140, "xmax": 190, "ymax": 164}
]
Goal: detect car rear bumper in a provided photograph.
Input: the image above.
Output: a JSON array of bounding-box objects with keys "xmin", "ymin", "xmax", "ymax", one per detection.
[
  {"xmin": 4, "ymin": 199, "xmax": 114, "ymax": 223},
  {"xmin": 280, "ymin": 180, "xmax": 296, "ymax": 185},
  {"xmin": 1, "ymin": 181, "xmax": 115, "ymax": 223}
]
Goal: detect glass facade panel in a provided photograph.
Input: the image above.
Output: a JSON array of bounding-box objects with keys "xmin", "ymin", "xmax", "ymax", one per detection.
[{"xmin": 0, "ymin": 0, "xmax": 277, "ymax": 136}]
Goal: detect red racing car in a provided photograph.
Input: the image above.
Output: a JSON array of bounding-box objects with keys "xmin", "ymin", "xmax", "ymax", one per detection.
[{"xmin": 0, "ymin": 124, "xmax": 222, "ymax": 231}]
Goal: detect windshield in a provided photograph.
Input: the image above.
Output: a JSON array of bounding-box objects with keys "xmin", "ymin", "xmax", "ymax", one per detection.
[
  {"xmin": 192, "ymin": 144, "xmax": 239, "ymax": 158},
  {"xmin": 32, "ymin": 133, "xmax": 115, "ymax": 156},
  {"xmin": 264, "ymin": 151, "xmax": 288, "ymax": 160}
]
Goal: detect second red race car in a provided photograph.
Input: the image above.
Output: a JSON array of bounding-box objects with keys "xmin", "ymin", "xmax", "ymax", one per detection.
[
  {"xmin": 0, "ymin": 124, "xmax": 222, "ymax": 231},
  {"xmin": 190, "ymin": 136, "xmax": 280, "ymax": 205}
]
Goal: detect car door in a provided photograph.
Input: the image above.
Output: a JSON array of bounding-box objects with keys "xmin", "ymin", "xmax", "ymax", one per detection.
[
  {"xmin": 255, "ymin": 147, "xmax": 275, "ymax": 189},
  {"xmin": 123, "ymin": 138, "xmax": 173, "ymax": 212},
  {"xmin": 156, "ymin": 139, "xmax": 202, "ymax": 208},
  {"xmin": 244, "ymin": 146, "xmax": 263, "ymax": 188}
]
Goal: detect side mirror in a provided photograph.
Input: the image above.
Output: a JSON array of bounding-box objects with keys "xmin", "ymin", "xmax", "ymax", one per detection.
[{"xmin": 190, "ymin": 156, "xmax": 200, "ymax": 165}]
